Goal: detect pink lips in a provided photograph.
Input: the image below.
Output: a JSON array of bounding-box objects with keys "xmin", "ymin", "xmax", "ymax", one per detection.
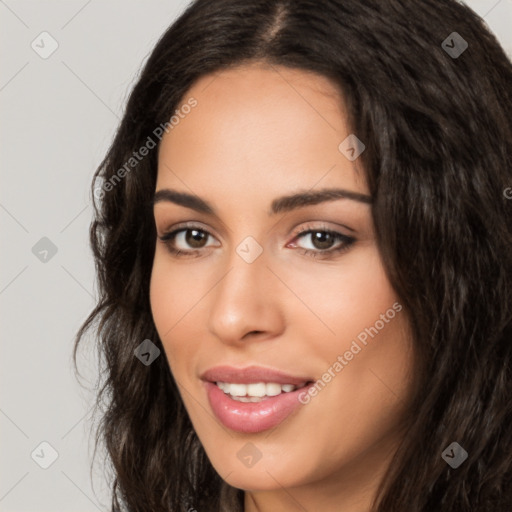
[{"xmin": 201, "ymin": 365, "xmax": 314, "ymax": 433}]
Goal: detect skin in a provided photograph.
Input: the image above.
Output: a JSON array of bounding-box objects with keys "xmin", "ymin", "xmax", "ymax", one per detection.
[{"xmin": 150, "ymin": 62, "xmax": 416, "ymax": 512}]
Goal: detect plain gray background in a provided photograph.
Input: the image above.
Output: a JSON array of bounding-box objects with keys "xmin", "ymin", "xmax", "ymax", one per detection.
[{"xmin": 1, "ymin": 1, "xmax": 511, "ymax": 511}]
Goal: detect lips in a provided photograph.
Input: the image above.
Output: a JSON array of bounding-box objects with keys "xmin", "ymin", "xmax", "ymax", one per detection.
[
  {"xmin": 201, "ymin": 365, "xmax": 313, "ymax": 386},
  {"xmin": 201, "ymin": 365, "xmax": 314, "ymax": 433}
]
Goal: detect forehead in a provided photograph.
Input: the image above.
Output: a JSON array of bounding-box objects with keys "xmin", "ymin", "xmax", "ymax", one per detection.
[{"xmin": 156, "ymin": 62, "xmax": 368, "ymax": 203}]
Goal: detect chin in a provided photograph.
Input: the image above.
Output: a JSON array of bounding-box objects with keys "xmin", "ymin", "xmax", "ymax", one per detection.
[{"xmin": 221, "ymin": 466, "xmax": 303, "ymax": 492}]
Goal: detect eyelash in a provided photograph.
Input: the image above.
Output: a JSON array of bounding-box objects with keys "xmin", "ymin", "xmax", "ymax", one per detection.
[{"xmin": 158, "ymin": 222, "xmax": 356, "ymax": 260}]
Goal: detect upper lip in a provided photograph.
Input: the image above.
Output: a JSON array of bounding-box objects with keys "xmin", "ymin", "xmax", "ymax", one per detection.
[{"xmin": 201, "ymin": 365, "xmax": 314, "ymax": 386}]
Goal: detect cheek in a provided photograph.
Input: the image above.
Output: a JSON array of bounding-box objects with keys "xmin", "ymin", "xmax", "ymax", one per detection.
[
  {"xmin": 149, "ymin": 257, "xmax": 174, "ymax": 337},
  {"xmin": 149, "ymin": 255, "xmax": 185, "ymax": 359},
  {"xmin": 282, "ymin": 246, "xmax": 414, "ymax": 426},
  {"xmin": 149, "ymin": 249, "xmax": 201, "ymax": 331},
  {"xmin": 310, "ymin": 249, "xmax": 413, "ymax": 404},
  {"xmin": 149, "ymin": 252, "xmax": 210, "ymax": 376},
  {"xmin": 282, "ymin": 246, "xmax": 398, "ymax": 346}
]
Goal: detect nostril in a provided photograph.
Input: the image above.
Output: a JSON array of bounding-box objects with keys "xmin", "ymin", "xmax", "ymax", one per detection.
[{"xmin": 244, "ymin": 331, "xmax": 264, "ymax": 338}]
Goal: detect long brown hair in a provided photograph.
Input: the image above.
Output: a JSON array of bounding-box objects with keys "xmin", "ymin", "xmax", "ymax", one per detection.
[{"xmin": 74, "ymin": 0, "xmax": 512, "ymax": 510}]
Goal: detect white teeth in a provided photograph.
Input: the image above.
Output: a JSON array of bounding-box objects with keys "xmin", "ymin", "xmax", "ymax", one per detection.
[
  {"xmin": 247, "ymin": 382, "xmax": 266, "ymax": 397},
  {"xmin": 229, "ymin": 383, "xmax": 247, "ymax": 397},
  {"xmin": 266, "ymin": 383, "xmax": 282, "ymax": 396},
  {"xmin": 216, "ymin": 381, "xmax": 302, "ymax": 399}
]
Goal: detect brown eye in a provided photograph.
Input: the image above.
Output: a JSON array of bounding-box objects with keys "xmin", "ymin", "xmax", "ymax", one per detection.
[
  {"xmin": 184, "ymin": 229, "xmax": 208, "ymax": 248},
  {"xmin": 290, "ymin": 225, "xmax": 356, "ymax": 260},
  {"xmin": 308, "ymin": 231, "xmax": 337, "ymax": 250},
  {"xmin": 158, "ymin": 225, "xmax": 219, "ymax": 257}
]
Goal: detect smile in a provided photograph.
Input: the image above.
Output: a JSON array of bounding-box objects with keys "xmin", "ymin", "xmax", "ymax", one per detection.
[
  {"xmin": 215, "ymin": 381, "xmax": 307, "ymax": 402},
  {"xmin": 201, "ymin": 366, "xmax": 314, "ymax": 433}
]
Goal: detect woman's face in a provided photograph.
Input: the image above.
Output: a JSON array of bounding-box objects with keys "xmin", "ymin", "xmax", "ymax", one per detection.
[{"xmin": 150, "ymin": 62, "xmax": 415, "ymax": 508}]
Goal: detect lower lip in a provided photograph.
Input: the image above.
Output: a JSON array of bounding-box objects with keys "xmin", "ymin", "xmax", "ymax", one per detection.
[{"xmin": 204, "ymin": 381, "xmax": 310, "ymax": 433}]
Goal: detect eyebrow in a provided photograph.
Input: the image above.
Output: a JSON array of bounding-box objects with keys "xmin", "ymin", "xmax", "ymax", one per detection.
[{"xmin": 153, "ymin": 187, "xmax": 372, "ymax": 216}]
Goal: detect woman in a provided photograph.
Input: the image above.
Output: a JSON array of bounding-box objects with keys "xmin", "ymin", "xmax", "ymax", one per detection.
[{"xmin": 74, "ymin": 0, "xmax": 512, "ymax": 510}]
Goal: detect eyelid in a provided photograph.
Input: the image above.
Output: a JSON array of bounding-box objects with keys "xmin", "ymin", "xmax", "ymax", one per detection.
[
  {"xmin": 287, "ymin": 222, "xmax": 355, "ymax": 249},
  {"xmin": 158, "ymin": 221, "xmax": 352, "ymax": 243},
  {"xmin": 158, "ymin": 220, "xmax": 220, "ymax": 240},
  {"xmin": 292, "ymin": 222, "xmax": 353, "ymax": 236}
]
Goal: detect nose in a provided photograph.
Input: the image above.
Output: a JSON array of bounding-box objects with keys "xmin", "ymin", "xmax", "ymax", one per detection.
[{"xmin": 207, "ymin": 244, "xmax": 285, "ymax": 346}]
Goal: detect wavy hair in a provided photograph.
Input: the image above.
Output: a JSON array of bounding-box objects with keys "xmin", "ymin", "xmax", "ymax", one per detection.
[{"xmin": 73, "ymin": 0, "xmax": 512, "ymax": 510}]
